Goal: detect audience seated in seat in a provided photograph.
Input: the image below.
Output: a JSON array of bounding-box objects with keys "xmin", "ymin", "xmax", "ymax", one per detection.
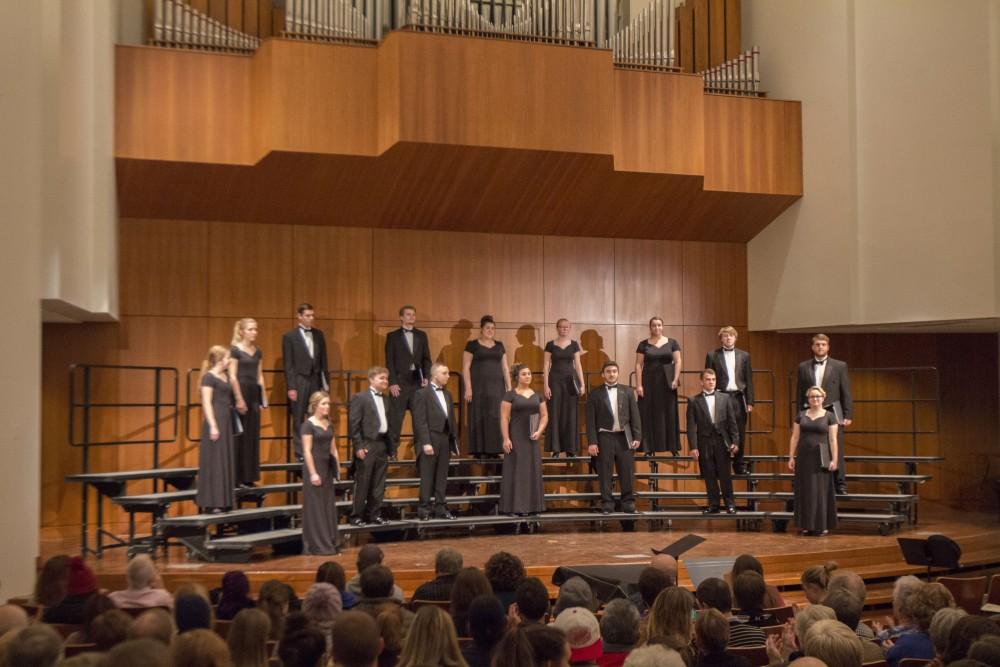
[
  {"xmin": 941, "ymin": 615, "xmax": 1000, "ymax": 665},
  {"xmin": 622, "ymin": 644, "xmax": 686, "ymax": 667},
  {"xmin": 257, "ymin": 579, "xmax": 291, "ymax": 642},
  {"xmin": 64, "ymin": 593, "xmax": 115, "ymax": 645},
  {"xmin": 695, "ymin": 577, "xmax": 765, "ymax": 649},
  {"xmin": 331, "ymin": 610, "xmax": 384, "ymax": 667},
  {"xmin": 316, "ymin": 560, "xmax": 357, "ymax": 609},
  {"xmin": 694, "ymin": 608, "xmax": 751, "ymax": 667},
  {"xmin": 732, "ymin": 572, "xmax": 776, "ymax": 628},
  {"xmin": 90, "ymin": 609, "xmax": 133, "ymax": 652},
  {"xmin": 397, "ymin": 605, "xmax": 465, "ymax": 667},
  {"xmin": 170, "ymin": 627, "xmax": 231, "ymax": 667},
  {"xmin": 874, "ymin": 575, "xmax": 923, "ymax": 645},
  {"xmin": 554, "ymin": 606, "xmax": 603, "ymax": 667},
  {"xmin": 4, "ymin": 624, "xmax": 63, "ymax": 667},
  {"xmin": 102, "ymin": 637, "xmax": 171, "ymax": 667},
  {"xmin": 41, "ymin": 557, "xmax": 98, "ymax": 626},
  {"xmin": 512, "ymin": 577, "xmax": 551, "ymax": 626},
  {"xmin": 175, "ymin": 594, "xmax": 212, "ymax": 634},
  {"xmin": 597, "ymin": 599, "xmax": 639, "ymax": 667},
  {"xmin": 346, "ymin": 545, "xmax": 404, "ymax": 603},
  {"xmin": 803, "ymin": 619, "xmax": 864, "ymax": 667},
  {"xmin": 822, "ymin": 589, "xmax": 884, "ymax": 664},
  {"xmin": 633, "ymin": 567, "xmax": 672, "ymax": 619},
  {"xmin": 554, "ymin": 577, "xmax": 599, "ymax": 618},
  {"xmin": 109, "ymin": 555, "xmax": 174, "ymax": 611},
  {"xmin": 826, "ymin": 570, "xmax": 874, "ymax": 640},
  {"xmin": 461, "ymin": 595, "xmax": 506, "ymax": 667},
  {"xmin": 928, "ymin": 607, "xmax": 966, "ymax": 664},
  {"xmin": 492, "ymin": 623, "xmax": 570, "ymax": 667},
  {"xmin": 484, "ymin": 551, "xmax": 526, "ymax": 612},
  {"xmin": 730, "ymin": 555, "xmax": 785, "ymax": 610},
  {"xmin": 354, "ymin": 564, "xmax": 414, "ymax": 641},
  {"xmin": 800, "ymin": 562, "xmax": 839, "ymax": 606},
  {"xmin": 302, "ymin": 582, "xmax": 342, "ymax": 655},
  {"xmin": 885, "ymin": 582, "xmax": 954, "ymax": 667},
  {"xmin": 639, "ymin": 587, "xmax": 695, "ymax": 665},
  {"xmin": 227, "ymin": 607, "xmax": 271, "ymax": 667},
  {"xmin": 411, "ymin": 547, "xmax": 463, "ymax": 603},
  {"xmin": 127, "ymin": 607, "xmax": 176, "ymax": 646},
  {"xmin": 449, "ymin": 567, "xmax": 493, "ymax": 637},
  {"xmin": 216, "ymin": 571, "xmax": 256, "ymax": 621}
]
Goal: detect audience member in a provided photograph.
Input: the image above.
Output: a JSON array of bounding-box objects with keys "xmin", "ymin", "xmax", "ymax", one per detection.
[
  {"xmin": 650, "ymin": 554, "xmax": 679, "ymax": 585},
  {"xmin": 492, "ymin": 624, "xmax": 570, "ymax": 667},
  {"xmin": 170, "ymin": 628, "xmax": 231, "ymax": 667},
  {"xmin": 317, "ymin": 561, "xmax": 358, "ymax": 609},
  {"xmin": 0, "ymin": 604, "xmax": 29, "ymax": 638},
  {"xmin": 175, "ymin": 594, "xmax": 212, "ymax": 634},
  {"xmin": 639, "ymin": 587, "xmax": 694, "ymax": 664},
  {"xmin": 331, "ymin": 611, "xmax": 383, "ymax": 667},
  {"xmin": 554, "ymin": 577, "xmax": 598, "ymax": 617},
  {"xmin": 5, "ymin": 624, "xmax": 63, "ymax": 667},
  {"xmin": 302, "ymin": 582, "xmax": 342, "ymax": 654},
  {"xmin": 127, "ymin": 607, "xmax": 176, "ymax": 646},
  {"xmin": 484, "ymin": 551, "xmax": 526, "ymax": 611},
  {"xmin": 512, "ymin": 577, "xmax": 550, "ymax": 625},
  {"xmin": 802, "ymin": 619, "xmax": 863, "ymax": 667},
  {"xmin": 90, "ymin": 609, "xmax": 133, "ymax": 652},
  {"xmin": 821, "ymin": 590, "xmax": 883, "ymax": 663},
  {"xmin": 64, "ymin": 593, "xmax": 115, "ymax": 644},
  {"xmin": 730, "ymin": 555, "xmax": 785, "ymax": 609},
  {"xmin": 695, "ymin": 577, "xmax": 765, "ymax": 648},
  {"xmin": 874, "ymin": 575, "xmax": 923, "ymax": 644},
  {"xmin": 227, "ymin": 608, "xmax": 270, "ymax": 667},
  {"xmin": 967, "ymin": 635, "xmax": 1000, "ymax": 666},
  {"xmin": 622, "ymin": 645, "xmax": 686, "ymax": 667},
  {"xmin": 57, "ymin": 652, "xmax": 104, "ymax": 667},
  {"xmin": 374, "ymin": 605, "xmax": 402, "ymax": 667},
  {"xmin": 826, "ymin": 570, "xmax": 873, "ymax": 639},
  {"xmin": 597, "ymin": 599, "xmax": 639, "ymax": 667},
  {"xmin": 102, "ymin": 638, "xmax": 171, "ymax": 667},
  {"xmin": 462, "ymin": 595, "xmax": 505, "ymax": 667},
  {"xmin": 174, "ymin": 582, "xmax": 212, "ymax": 606},
  {"xmin": 693, "ymin": 609, "xmax": 750, "ymax": 667},
  {"xmin": 33, "ymin": 555, "xmax": 71, "ymax": 609},
  {"xmin": 786, "ymin": 659, "xmax": 826, "ymax": 667},
  {"xmin": 553, "ymin": 607, "xmax": 603, "ymax": 666},
  {"xmin": 929, "ymin": 607, "xmax": 967, "ymax": 662},
  {"xmin": 216, "ymin": 571, "xmax": 255, "ymax": 621},
  {"xmin": 109, "ymin": 555, "xmax": 174, "ymax": 610},
  {"xmin": 634, "ymin": 568, "xmax": 672, "ymax": 618},
  {"xmin": 346, "ymin": 545, "xmax": 404, "ymax": 603},
  {"xmin": 257, "ymin": 579, "xmax": 291, "ymax": 641},
  {"xmin": 800, "ymin": 562, "xmax": 838, "ymax": 605},
  {"xmin": 732, "ymin": 572, "xmax": 775, "ymax": 627},
  {"xmin": 42, "ymin": 557, "xmax": 97, "ymax": 625},
  {"xmin": 355, "ymin": 565, "xmax": 414, "ymax": 639},
  {"xmin": 772, "ymin": 604, "xmax": 835, "ymax": 664},
  {"xmin": 941, "ymin": 615, "xmax": 1000, "ymax": 665},
  {"xmin": 885, "ymin": 582, "xmax": 953, "ymax": 667},
  {"xmin": 449, "ymin": 567, "xmax": 493, "ymax": 637},
  {"xmin": 412, "ymin": 548, "xmax": 464, "ymax": 602},
  {"xmin": 396, "ymin": 605, "xmax": 466, "ymax": 667}
]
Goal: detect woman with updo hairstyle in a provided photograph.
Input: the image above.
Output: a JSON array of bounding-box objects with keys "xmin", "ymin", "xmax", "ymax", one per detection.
[
  {"xmin": 463, "ymin": 315, "xmax": 511, "ymax": 457},
  {"xmin": 199, "ymin": 345, "xmax": 236, "ymax": 512},
  {"xmin": 543, "ymin": 318, "xmax": 585, "ymax": 457},
  {"xmin": 634, "ymin": 316, "xmax": 682, "ymax": 455},
  {"xmin": 499, "ymin": 364, "xmax": 548, "ymax": 516},
  {"xmin": 229, "ymin": 317, "xmax": 267, "ymax": 488},
  {"xmin": 301, "ymin": 391, "xmax": 340, "ymax": 555},
  {"xmin": 800, "ymin": 562, "xmax": 839, "ymax": 605}
]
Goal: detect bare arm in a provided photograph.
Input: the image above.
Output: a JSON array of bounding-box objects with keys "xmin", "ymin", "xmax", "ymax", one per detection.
[
  {"xmin": 531, "ymin": 401, "xmax": 548, "ymax": 440},
  {"xmin": 330, "ymin": 432, "xmax": 340, "ymax": 480},
  {"xmin": 500, "ymin": 399, "xmax": 513, "ymax": 453},
  {"xmin": 257, "ymin": 362, "xmax": 268, "ymax": 409},
  {"xmin": 462, "ymin": 350, "xmax": 473, "ymax": 402},
  {"xmin": 671, "ymin": 349, "xmax": 682, "ymax": 390},
  {"xmin": 635, "ymin": 352, "xmax": 645, "ymax": 398},
  {"xmin": 788, "ymin": 422, "xmax": 800, "ymax": 471},
  {"xmin": 302, "ymin": 430, "xmax": 320, "ymax": 484},
  {"xmin": 201, "ymin": 385, "xmax": 219, "ymax": 441},
  {"xmin": 828, "ymin": 422, "xmax": 839, "ymax": 471},
  {"xmin": 228, "ymin": 358, "xmax": 247, "ymax": 412},
  {"xmin": 573, "ymin": 351, "xmax": 585, "ymax": 395},
  {"xmin": 542, "ymin": 350, "xmax": 553, "ymax": 400},
  {"xmin": 501, "ymin": 353, "xmax": 511, "ymax": 392}
]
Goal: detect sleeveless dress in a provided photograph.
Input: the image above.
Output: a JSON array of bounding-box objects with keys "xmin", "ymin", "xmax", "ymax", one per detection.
[
  {"xmin": 465, "ymin": 340, "xmax": 506, "ymax": 455},
  {"xmin": 301, "ymin": 420, "xmax": 339, "ymax": 555},
  {"xmin": 794, "ymin": 410, "xmax": 839, "ymax": 532},
  {"xmin": 198, "ymin": 373, "xmax": 236, "ymax": 510},
  {"xmin": 545, "ymin": 340, "xmax": 581, "ymax": 454},
  {"xmin": 636, "ymin": 338, "xmax": 681, "ymax": 453},
  {"xmin": 499, "ymin": 391, "xmax": 545, "ymax": 514},
  {"xmin": 230, "ymin": 345, "xmax": 262, "ymax": 485}
]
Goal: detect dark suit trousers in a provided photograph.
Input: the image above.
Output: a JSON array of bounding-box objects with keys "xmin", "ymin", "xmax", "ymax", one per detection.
[
  {"xmin": 596, "ymin": 431, "xmax": 635, "ymax": 511},
  {"xmin": 388, "ymin": 372, "xmax": 421, "ymax": 455},
  {"xmin": 417, "ymin": 435, "xmax": 451, "ymax": 515},
  {"xmin": 352, "ymin": 435, "xmax": 389, "ymax": 520},
  {"xmin": 290, "ymin": 374, "xmax": 324, "ymax": 458},
  {"xmin": 699, "ymin": 435, "xmax": 735, "ymax": 507},
  {"xmin": 723, "ymin": 390, "xmax": 748, "ymax": 465}
]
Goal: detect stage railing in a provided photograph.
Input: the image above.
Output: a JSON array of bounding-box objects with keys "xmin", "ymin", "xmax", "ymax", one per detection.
[
  {"xmin": 700, "ymin": 46, "xmax": 761, "ymax": 96},
  {"xmin": 150, "ymin": 0, "xmax": 261, "ymax": 52}
]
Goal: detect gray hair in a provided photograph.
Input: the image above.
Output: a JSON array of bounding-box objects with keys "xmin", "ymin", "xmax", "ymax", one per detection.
[
  {"xmin": 623, "ymin": 645, "xmax": 686, "ymax": 667},
  {"xmin": 803, "ymin": 619, "xmax": 863, "ymax": 667},
  {"xmin": 553, "ymin": 577, "xmax": 595, "ymax": 615},
  {"xmin": 929, "ymin": 607, "xmax": 967, "ymax": 655},
  {"xmin": 435, "ymin": 548, "xmax": 463, "ymax": 576},
  {"xmin": 126, "ymin": 555, "xmax": 157, "ymax": 590},
  {"xmin": 5, "ymin": 625, "xmax": 63, "ymax": 667},
  {"xmin": 795, "ymin": 604, "xmax": 836, "ymax": 643},
  {"xmin": 827, "ymin": 570, "xmax": 867, "ymax": 603},
  {"xmin": 599, "ymin": 599, "xmax": 640, "ymax": 646},
  {"xmin": 892, "ymin": 575, "xmax": 923, "ymax": 617}
]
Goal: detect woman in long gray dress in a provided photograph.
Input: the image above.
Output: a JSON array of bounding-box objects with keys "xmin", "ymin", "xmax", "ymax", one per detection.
[
  {"xmin": 635, "ymin": 316, "xmax": 682, "ymax": 455},
  {"xmin": 462, "ymin": 315, "xmax": 511, "ymax": 457},
  {"xmin": 302, "ymin": 391, "xmax": 339, "ymax": 555},
  {"xmin": 788, "ymin": 385, "xmax": 839, "ymax": 536},
  {"xmin": 499, "ymin": 365, "xmax": 548, "ymax": 515},
  {"xmin": 229, "ymin": 317, "xmax": 267, "ymax": 487},
  {"xmin": 543, "ymin": 318, "xmax": 585, "ymax": 456},
  {"xmin": 198, "ymin": 345, "xmax": 236, "ymax": 512}
]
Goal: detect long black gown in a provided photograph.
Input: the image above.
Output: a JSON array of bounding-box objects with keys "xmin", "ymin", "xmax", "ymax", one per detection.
[
  {"xmin": 499, "ymin": 391, "xmax": 545, "ymax": 514},
  {"xmin": 636, "ymin": 339, "xmax": 681, "ymax": 453},
  {"xmin": 544, "ymin": 340, "xmax": 581, "ymax": 454},
  {"xmin": 198, "ymin": 373, "xmax": 236, "ymax": 510},
  {"xmin": 230, "ymin": 345, "xmax": 262, "ymax": 485},
  {"xmin": 465, "ymin": 339, "xmax": 506, "ymax": 455},
  {"xmin": 794, "ymin": 410, "xmax": 839, "ymax": 532},
  {"xmin": 301, "ymin": 420, "xmax": 339, "ymax": 555}
]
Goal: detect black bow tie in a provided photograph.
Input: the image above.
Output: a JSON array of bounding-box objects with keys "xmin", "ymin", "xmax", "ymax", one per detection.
[
  {"xmin": 372, "ymin": 391, "xmax": 383, "ymax": 397},
  {"xmin": 814, "ymin": 358, "xmax": 826, "ymax": 365},
  {"xmin": 300, "ymin": 326, "xmax": 312, "ymax": 333},
  {"xmin": 605, "ymin": 384, "xmax": 618, "ymax": 390},
  {"xmin": 704, "ymin": 392, "xmax": 716, "ymax": 397},
  {"xmin": 403, "ymin": 328, "xmax": 414, "ymax": 333},
  {"xmin": 723, "ymin": 348, "xmax": 735, "ymax": 352},
  {"xmin": 433, "ymin": 385, "xmax": 444, "ymax": 391}
]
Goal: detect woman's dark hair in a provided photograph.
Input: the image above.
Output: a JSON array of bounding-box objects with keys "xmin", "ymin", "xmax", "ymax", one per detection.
[
  {"xmin": 449, "ymin": 567, "xmax": 493, "ymax": 635},
  {"xmin": 480, "ymin": 315, "xmax": 495, "ymax": 330},
  {"xmin": 943, "ymin": 615, "xmax": 1000, "ymax": 664},
  {"xmin": 484, "ymin": 551, "xmax": 526, "ymax": 593},
  {"xmin": 277, "ymin": 627, "xmax": 327, "ymax": 667},
  {"xmin": 82, "ymin": 593, "xmax": 117, "ymax": 638},
  {"xmin": 258, "ymin": 579, "xmax": 292, "ymax": 640},
  {"xmin": 492, "ymin": 625, "xmax": 567, "ymax": 667},
  {"xmin": 467, "ymin": 595, "xmax": 506, "ymax": 648},
  {"xmin": 316, "ymin": 561, "xmax": 347, "ymax": 592},
  {"xmin": 732, "ymin": 554, "xmax": 765, "ymax": 578},
  {"xmin": 217, "ymin": 570, "xmax": 253, "ymax": 621},
  {"xmin": 34, "ymin": 555, "xmax": 70, "ymax": 607},
  {"xmin": 511, "ymin": 364, "xmax": 531, "ymax": 384}
]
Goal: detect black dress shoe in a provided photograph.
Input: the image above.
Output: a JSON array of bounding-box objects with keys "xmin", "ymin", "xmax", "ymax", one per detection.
[
  {"xmin": 437, "ymin": 511, "xmax": 456, "ymax": 520},
  {"xmin": 349, "ymin": 517, "xmax": 366, "ymax": 527},
  {"xmin": 418, "ymin": 513, "xmax": 431, "ymax": 521},
  {"xmin": 836, "ymin": 486, "xmax": 848, "ymax": 495},
  {"xmin": 726, "ymin": 506, "xmax": 737, "ymax": 514},
  {"xmin": 702, "ymin": 507, "xmax": 721, "ymax": 515},
  {"xmin": 733, "ymin": 465, "xmax": 748, "ymax": 475},
  {"xmin": 623, "ymin": 506, "xmax": 639, "ymax": 514},
  {"xmin": 370, "ymin": 516, "xmax": 389, "ymax": 525},
  {"xmin": 600, "ymin": 508, "xmax": 612, "ymax": 515}
]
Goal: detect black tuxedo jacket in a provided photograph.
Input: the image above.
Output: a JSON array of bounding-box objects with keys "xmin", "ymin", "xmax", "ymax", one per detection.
[
  {"xmin": 686, "ymin": 392, "xmax": 739, "ymax": 448},
  {"xmin": 348, "ymin": 389, "xmax": 392, "ymax": 453},
  {"xmin": 385, "ymin": 327, "xmax": 432, "ymax": 385},
  {"xmin": 412, "ymin": 385, "xmax": 459, "ymax": 455},
  {"xmin": 585, "ymin": 384, "xmax": 642, "ymax": 445},
  {"xmin": 796, "ymin": 357, "xmax": 853, "ymax": 418},
  {"xmin": 705, "ymin": 347, "xmax": 754, "ymax": 406},
  {"xmin": 282, "ymin": 326, "xmax": 329, "ymax": 387}
]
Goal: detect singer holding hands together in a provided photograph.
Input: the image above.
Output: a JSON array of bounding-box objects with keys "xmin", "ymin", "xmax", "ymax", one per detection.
[{"xmin": 499, "ymin": 364, "xmax": 548, "ymax": 516}]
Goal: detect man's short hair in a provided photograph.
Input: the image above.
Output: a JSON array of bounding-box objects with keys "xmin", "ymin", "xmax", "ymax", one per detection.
[
  {"xmin": 278, "ymin": 626, "xmax": 328, "ymax": 667},
  {"xmin": 126, "ymin": 554, "xmax": 157, "ymax": 590},
  {"xmin": 430, "ymin": 362, "xmax": 449, "ymax": 377},
  {"xmin": 695, "ymin": 577, "xmax": 733, "ymax": 613},
  {"xmin": 357, "ymin": 543, "xmax": 384, "ymax": 570},
  {"xmin": 732, "ymin": 571, "xmax": 766, "ymax": 611},
  {"xmin": 803, "ymin": 619, "xmax": 863, "ymax": 667},
  {"xmin": 827, "ymin": 570, "xmax": 867, "ymax": 603},
  {"xmin": 695, "ymin": 608, "xmax": 730, "ymax": 654},
  {"xmin": 360, "ymin": 564, "xmax": 395, "ymax": 599},
  {"xmin": 91, "ymin": 609, "xmax": 134, "ymax": 651},
  {"xmin": 638, "ymin": 567, "xmax": 673, "ymax": 609},
  {"xmin": 367, "ymin": 365, "xmax": 389, "ymax": 380},
  {"xmin": 103, "ymin": 638, "xmax": 171, "ymax": 667},
  {"xmin": 812, "ymin": 334, "xmax": 830, "ymax": 344},
  {"xmin": 435, "ymin": 547, "xmax": 463, "ymax": 576},
  {"xmin": 331, "ymin": 611, "xmax": 381, "ymax": 667},
  {"xmin": 602, "ymin": 360, "xmax": 619, "ymax": 372},
  {"xmin": 5, "ymin": 624, "xmax": 63, "ymax": 667},
  {"xmin": 718, "ymin": 326, "xmax": 738, "ymax": 338},
  {"xmin": 700, "ymin": 368, "xmax": 717, "ymax": 379},
  {"xmin": 127, "ymin": 608, "xmax": 175, "ymax": 645},
  {"xmin": 514, "ymin": 577, "xmax": 550, "ymax": 623},
  {"xmin": 398, "ymin": 305, "xmax": 416, "ymax": 316},
  {"xmin": 297, "ymin": 303, "xmax": 314, "ymax": 314},
  {"xmin": 823, "ymin": 589, "xmax": 863, "ymax": 630},
  {"xmin": 600, "ymin": 599, "xmax": 640, "ymax": 646}
]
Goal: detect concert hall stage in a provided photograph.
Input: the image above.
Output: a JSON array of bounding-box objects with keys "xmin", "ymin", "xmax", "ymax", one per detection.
[{"xmin": 41, "ymin": 503, "xmax": 1000, "ymax": 608}]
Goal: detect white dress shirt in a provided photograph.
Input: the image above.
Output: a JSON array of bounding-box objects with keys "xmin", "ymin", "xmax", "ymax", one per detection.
[
  {"xmin": 814, "ymin": 357, "xmax": 827, "ymax": 388},
  {"xmin": 403, "ymin": 328, "xmax": 415, "ymax": 370},
  {"xmin": 432, "ymin": 384, "xmax": 449, "ymax": 417},
  {"xmin": 723, "ymin": 348, "xmax": 738, "ymax": 391},
  {"xmin": 300, "ymin": 326, "xmax": 314, "ymax": 358},
  {"xmin": 371, "ymin": 388, "xmax": 388, "ymax": 433},
  {"xmin": 601, "ymin": 384, "xmax": 623, "ymax": 432},
  {"xmin": 704, "ymin": 392, "xmax": 717, "ymax": 421}
]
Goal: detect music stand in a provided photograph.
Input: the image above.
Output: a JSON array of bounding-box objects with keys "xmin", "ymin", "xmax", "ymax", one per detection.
[
  {"xmin": 897, "ymin": 535, "xmax": 961, "ymax": 579},
  {"xmin": 651, "ymin": 534, "xmax": 707, "ymax": 558}
]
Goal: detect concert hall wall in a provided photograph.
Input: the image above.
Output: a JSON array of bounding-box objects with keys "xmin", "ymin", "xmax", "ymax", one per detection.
[{"xmin": 40, "ymin": 218, "xmax": 999, "ymax": 530}]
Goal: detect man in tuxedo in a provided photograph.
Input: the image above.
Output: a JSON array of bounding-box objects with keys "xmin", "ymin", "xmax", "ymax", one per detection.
[
  {"xmin": 282, "ymin": 303, "xmax": 329, "ymax": 459},
  {"xmin": 704, "ymin": 326, "xmax": 755, "ymax": 475},
  {"xmin": 412, "ymin": 363, "xmax": 459, "ymax": 521},
  {"xmin": 687, "ymin": 369, "xmax": 740, "ymax": 514},
  {"xmin": 384, "ymin": 305, "xmax": 432, "ymax": 459},
  {"xmin": 796, "ymin": 334, "xmax": 853, "ymax": 493},
  {"xmin": 348, "ymin": 366, "xmax": 392, "ymax": 526},
  {"xmin": 585, "ymin": 361, "xmax": 642, "ymax": 515}
]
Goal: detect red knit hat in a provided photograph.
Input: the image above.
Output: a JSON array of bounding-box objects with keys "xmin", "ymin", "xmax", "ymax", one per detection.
[
  {"xmin": 553, "ymin": 607, "xmax": 604, "ymax": 663},
  {"xmin": 66, "ymin": 556, "xmax": 97, "ymax": 596}
]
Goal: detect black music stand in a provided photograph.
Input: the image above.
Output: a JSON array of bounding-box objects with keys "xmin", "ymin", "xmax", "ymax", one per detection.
[
  {"xmin": 651, "ymin": 533, "xmax": 706, "ymax": 558},
  {"xmin": 897, "ymin": 535, "xmax": 961, "ymax": 579}
]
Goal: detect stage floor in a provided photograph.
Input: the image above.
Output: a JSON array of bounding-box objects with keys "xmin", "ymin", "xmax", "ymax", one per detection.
[{"xmin": 39, "ymin": 502, "xmax": 1000, "ymax": 600}]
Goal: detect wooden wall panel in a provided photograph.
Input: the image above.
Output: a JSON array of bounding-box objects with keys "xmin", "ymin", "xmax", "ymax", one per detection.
[
  {"xmin": 613, "ymin": 71, "xmax": 705, "ymax": 176},
  {"xmin": 613, "ymin": 239, "xmax": 684, "ymax": 324},
  {"xmin": 709, "ymin": 0, "xmax": 727, "ymax": 67},
  {"xmin": 677, "ymin": 5, "xmax": 695, "ymax": 73},
  {"xmin": 542, "ymin": 237, "xmax": 615, "ymax": 325},
  {"xmin": 206, "ymin": 222, "xmax": 294, "ymax": 318},
  {"xmin": 693, "ymin": 0, "xmax": 710, "ymax": 73},
  {"xmin": 120, "ymin": 219, "xmax": 208, "ymax": 317},
  {"xmin": 724, "ymin": 0, "xmax": 741, "ymax": 60},
  {"xmin": 293, "ymin": 226, "xmax": 373, "ymax": 320},
  {"xmin": 682, "ymin": 241, "xmax": 747, "ymax": 325}
]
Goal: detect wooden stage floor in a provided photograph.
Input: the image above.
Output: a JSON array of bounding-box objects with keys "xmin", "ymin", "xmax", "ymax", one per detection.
[{"xmin": 40, "ymin": 502, "xmax": 1000, "ymax": 601}]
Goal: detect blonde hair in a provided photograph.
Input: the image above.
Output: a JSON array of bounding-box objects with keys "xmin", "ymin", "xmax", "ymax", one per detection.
[
  {"xmin": 794, "ymin": 604, "xmax": 836, "ymax": 644},
  {"xmin": 640, "ymin": 586, "xmax": 693, "ymax": 646},
  {"xmin": 396, "ymin": 605, "xmax": 466, "ymax": 667},
  {"xmin": 231, "ymin": 318, "xmax": 257, "ymax": 347},
  {"xmin": 718, "ymin": 326, "xmax": 738, "ymax": 338},
  {"xmin": 801, "ymin": 561, "xmax": 838, "ymax": 590},
  {"xmin": 806, "ymin": 385, "xmax": 827, "ymax": 399},
  {"xmin": 200, "ymin": 346, "xmax": 229, "ymax": 379},
  {"xmin": 171, "ymin": 628, "xmax": 230, "ymax": 667},
  {"xmin": 803, "ymin": 619, "xmax": 863, "ymax": 667},
  {"xmin": 228, "ymin": 608, "xmax": 271, "ymax": 667},
  {"xmin": 308, "ymin": 391, "xmax": 330, "ymax": 417}
]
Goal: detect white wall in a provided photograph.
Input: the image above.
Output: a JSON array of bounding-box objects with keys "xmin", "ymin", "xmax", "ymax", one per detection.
[{"xmin": 745, "ymin": 0, "xmax": 1000, "ymax": 331}]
